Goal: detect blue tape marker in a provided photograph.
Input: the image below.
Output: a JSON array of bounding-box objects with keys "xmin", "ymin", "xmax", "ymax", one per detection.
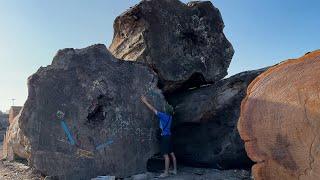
[
  {"xmin": 61, "ymin": 120, "xmax": 76, "ymax": 145},
  {"xmin": 149, "ymin": 90, "xmax": 157, "ymax": 96},
  {"xmin": 96, "ymin": 140, "xmax": 113, "ymax": 150}
]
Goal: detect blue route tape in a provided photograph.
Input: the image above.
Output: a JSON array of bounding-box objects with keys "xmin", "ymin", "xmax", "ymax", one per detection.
[
  {"xmin": 96, "ymin": 140, "xmax": 114, "ymax": 150},
  {"xmin": 149, "ymin": 90, "xmax": 157, "ymax": 96},
  {"xmin": 61, "ymin": 120, "xmax": 76, "ymax": 145}
]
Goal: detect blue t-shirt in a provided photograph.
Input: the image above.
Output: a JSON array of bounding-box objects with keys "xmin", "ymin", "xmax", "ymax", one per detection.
[{"xmin": 156, "ymin": 112, "xmax": 172, "ymax": 136}]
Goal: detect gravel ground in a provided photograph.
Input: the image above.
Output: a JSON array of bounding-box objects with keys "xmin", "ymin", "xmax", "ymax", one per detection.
[
  {"xmin": 0, "ymin": 137, "xmax": 251, "ymax": 180},
  {"xmin": 0, "ymin": 160, "xmax": 42, "ymax": 180},
  {"xmin": 124, "ymin": 167, "xmax": 251, "ymax": 180},
  {"xmin": 0, "ymin": 135, "xmax": 42, "ymax": 180}
]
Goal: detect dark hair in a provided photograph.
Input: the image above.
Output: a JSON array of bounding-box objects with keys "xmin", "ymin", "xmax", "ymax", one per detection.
[{"xmin": 165, "ymin": 103, "xmax": 174, "ymax": 115}]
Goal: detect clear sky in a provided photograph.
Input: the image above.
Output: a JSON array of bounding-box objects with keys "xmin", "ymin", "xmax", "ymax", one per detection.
[{"xmin": 0, "ymin": 0, "xmax": 319, "ymax": 112}]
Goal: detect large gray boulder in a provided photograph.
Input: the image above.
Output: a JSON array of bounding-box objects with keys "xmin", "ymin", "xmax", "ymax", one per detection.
[
  {"xmin": 109, "ymin": 0, "xmax": 234, "ymax": 93},
  {"xmin": 19, "ymin": 44, "xmax": 167, "ymax": 179},
  {"xmin": 168, "ymin": 68, "xmax": 267, "ymax": 169}
]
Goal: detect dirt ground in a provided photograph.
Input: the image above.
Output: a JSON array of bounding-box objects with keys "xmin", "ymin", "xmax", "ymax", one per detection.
[
  {"xmin": 0, "ymin": 160, "xmax": 42, "ymax": 180},
  {"xmin": 0, "ymin": 143, "xmax": 250, "ymax": 180},
  {"xmin": 0, "ymin": 143, "xmax": 43, "ymax": 180},
  {"xmin": 0, "ymin": 159, "xmax": 250, "ymax": 180}
]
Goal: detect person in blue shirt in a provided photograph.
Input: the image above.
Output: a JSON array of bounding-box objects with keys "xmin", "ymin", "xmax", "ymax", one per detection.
[{"xmin": 141, "ymin": 96, "xmax": 177, "ymax": 178}]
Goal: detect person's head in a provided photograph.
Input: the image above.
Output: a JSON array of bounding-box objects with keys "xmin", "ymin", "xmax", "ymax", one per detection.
[{"xmin": 164, "ymin": 103, "xmax": 174, "ymax": 116}]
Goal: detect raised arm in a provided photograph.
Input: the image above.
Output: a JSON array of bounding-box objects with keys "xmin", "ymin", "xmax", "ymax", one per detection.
[{"xmin": 141, "ymin": 96, "xmax": 158, "ymax": 114}]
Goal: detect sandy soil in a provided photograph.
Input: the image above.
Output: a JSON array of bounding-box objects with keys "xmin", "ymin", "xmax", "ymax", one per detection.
[
  {"xmin": 0, "ymin": 160, "xmax": 42, "ymax": 180},
  {"xmin": 0, "ymin": 140, "xmax": 250, "ymax": 180}
]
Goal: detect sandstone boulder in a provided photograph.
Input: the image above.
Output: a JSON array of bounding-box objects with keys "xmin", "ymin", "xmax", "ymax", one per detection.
[
  {"xmin": 109, "ymin": 0, "xmax": 234, "ymax": 93},
  {"xmin": 238, "ymin": 50, "xmax": 320, "ymax": 180},
  {"xmin": 2, "ymin": 111, "xmax": 30, "ymax": 161},
  {"xmin": 168, "ymin": 68, "xmax": 267, "ymax": 169},
  {"xmin": 8, "ymin": 106, "xmax": 23, "ymax": 124},
  {"xmin": 19, "ymin": 44, "xmax": 167, "ymax": 179}
]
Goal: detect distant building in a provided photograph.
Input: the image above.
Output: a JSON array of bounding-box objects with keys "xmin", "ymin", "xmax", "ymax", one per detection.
[
  {"xmin": 0, "ymin": 111, "xmax": 9, "ymax": 129},
  {"xmin": 8, "ymin": 106, "xmax": 23, "ymax": 124},
  {"xmin": 0, "ymin": 111, "xmax": 9, "ymax": 142}
]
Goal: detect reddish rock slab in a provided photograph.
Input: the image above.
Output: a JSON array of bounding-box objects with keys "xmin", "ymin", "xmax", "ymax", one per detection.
[{"xmin": 238, "ymin": 50, "xmax": 320, "ymax": 180}]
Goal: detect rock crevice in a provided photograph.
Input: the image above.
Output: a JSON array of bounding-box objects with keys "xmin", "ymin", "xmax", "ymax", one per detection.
[{"xmin": 167, "ymin": 68, "xmax": 267, "ymax": 169}]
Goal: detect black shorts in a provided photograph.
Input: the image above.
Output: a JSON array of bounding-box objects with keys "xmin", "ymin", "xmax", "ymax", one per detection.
[{"xmin": 160, "ymin": 135, "xmax": 173, "ymax": 155}]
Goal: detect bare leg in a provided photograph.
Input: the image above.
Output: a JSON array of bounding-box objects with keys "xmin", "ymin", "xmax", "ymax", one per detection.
[
  {"xmin": 159, "ymin": 154, "xmax": 170, "ymax": 178},
  {"xmin": 170, "ymin": 152, "xmax": 177, "ymax": 174},
  {"xmin": 164, "ymin": 154, "xmax": 170, "ymax": 174}
]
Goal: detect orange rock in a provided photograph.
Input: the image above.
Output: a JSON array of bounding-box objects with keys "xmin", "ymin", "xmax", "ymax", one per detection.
[{"xmin": 238, "ymin": 50, "xmax": 320, "ymax": 180}]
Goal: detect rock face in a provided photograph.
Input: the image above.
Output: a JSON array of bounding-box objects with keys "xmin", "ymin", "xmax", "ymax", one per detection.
[
  {"xmin": 19, "ymin": 44, "xmax": 167, "ymax": 179},
  {"xmin": 8, "ymin": 106, "xmax": 23, "ymax": 125},
  {"xmin": 109, "ymin": 0, "xmax": 234, "ymax": 93},
  {"xmin": 238, "ymin": 50, "xmax": 320, "ymax": 180},
  {"xmin": 2, "ymin": 112, "xmax": 30, "ymax": 161},
  {"xmin": 168, "ymin": 68, "xmax": 267, "ymax": 169}
]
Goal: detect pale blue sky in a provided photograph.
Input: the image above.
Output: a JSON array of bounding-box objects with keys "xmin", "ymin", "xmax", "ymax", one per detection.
[{"xmin": 0, "ymin": 0, "xmax": 319, "ymax": 112}]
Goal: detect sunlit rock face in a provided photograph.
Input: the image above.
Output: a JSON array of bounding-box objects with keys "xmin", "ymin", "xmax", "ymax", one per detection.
[
  {"xmin": 2, "ymin": 112, "xmax": 30, "ymax": 161},
  {"xmin": 19, "ymin": 44, "xmax": 167, "ymax": 179},
  {"xmin": 238, "ymin": 50, "xmax": 320, "ymax": 180},
  {"xmin": 109, "ymin": 0, "xmax": 234, "ymax": 93}
]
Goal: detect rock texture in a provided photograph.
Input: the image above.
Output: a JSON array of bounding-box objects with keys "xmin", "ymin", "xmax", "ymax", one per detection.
[
  {"xmin": 238, "ymin": 50, "xmax": 320, "ymax": 180},
  {"xmin": 2, "ymin": 112, "xmax": 30, "ymax": 161},
  {"xmin": 2, "ymin": 106, "xmax": 25, "ymax": 161},
  {"xmin": 19, "ymin": 44, "xmax": 167, "ymax": 179},
  {"xmin": 168, "ymin": 68, "xmax": 267, "ymax": 169},
  {"xmin": 109, "ymin": 0, "xmax": 234, "ymax": 93},
  {"xmin": 8, "ymin": 107, "xmax": 22, "ymax": 125}
]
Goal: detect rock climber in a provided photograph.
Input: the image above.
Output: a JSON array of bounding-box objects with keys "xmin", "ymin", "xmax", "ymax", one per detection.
[{"xmin": 141, "ymin": 95, "xmax": 177, "ymax": 178}]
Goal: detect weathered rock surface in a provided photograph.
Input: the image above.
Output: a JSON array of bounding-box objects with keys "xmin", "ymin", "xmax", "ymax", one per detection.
[
  {"xmin": 2, "ymin": 112, "xmax": 30, "ymax": 161},
  {"xmin": 19, "ymin": 44, "xmax": 167, "ymax": 179},
  {"xmin": 168, "ymin": 68, "xmax": 267, "ymax": 169},
  {"xmin": 8, "ymin": 106, "xmax": 22, "ymax": 125},
  {"xmin": 2, "ymin": 106, "xmax": 25, "ymax": 161},
  {"xmin": 109, "ymin": 0, "xmax": 234, "ymax": 93},
  {"xmin": 238, "ymin": 50, "xmax": 320, "ymax": 180}
]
